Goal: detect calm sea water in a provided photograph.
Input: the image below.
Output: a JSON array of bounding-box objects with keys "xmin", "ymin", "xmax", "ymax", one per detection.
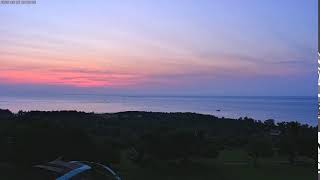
[{"xmin": 0, "ymin": 95, "xmax": 317, "ymax": 125}]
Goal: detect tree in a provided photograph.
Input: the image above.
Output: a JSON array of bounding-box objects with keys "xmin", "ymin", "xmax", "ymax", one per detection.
[
  {"xmin": 278, "ymin": 122, "xmax": 301, "ymax": 165},
  {"xmin": 137, "ymin": 129, "xmax": 219, "ymax": 165},
  {"xmin": 247, "ymin": 136, "xmax": 273, "ymax": 167},
  {"xmin": 264, "ymin": 119, "xmax": 275, "ymax": 130},
  {"xmin": 0, "ymin": 109, "xmax": 13, "ymax": 119},
  {"xmin": 10, "ymin": 125, "xmax": 95, "ymax": 166}
]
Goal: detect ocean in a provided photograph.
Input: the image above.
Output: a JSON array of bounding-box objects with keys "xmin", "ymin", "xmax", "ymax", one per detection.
[{"xmin": 0, "ymin": 95, "xmax": 317, "ymax": 125}]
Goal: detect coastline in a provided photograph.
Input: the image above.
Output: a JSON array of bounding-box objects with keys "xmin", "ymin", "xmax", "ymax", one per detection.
[
  {"xmin": 0, "ymin": 95, "xmax": 316, "ymax": 126},
  {"xmin": 0, "ymin": 109, "xmax": 316, "ymax": 127}
]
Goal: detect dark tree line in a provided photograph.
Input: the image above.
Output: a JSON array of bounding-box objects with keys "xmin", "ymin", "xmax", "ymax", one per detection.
[{"xmin": 0, "ymin": 109, "xmax": 316, "ymax": 168}]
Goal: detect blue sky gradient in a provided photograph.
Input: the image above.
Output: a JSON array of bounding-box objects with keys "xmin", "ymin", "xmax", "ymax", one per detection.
[{"xmin": 0, "ymin": 0, "xmax": 317, "ymax": 96}]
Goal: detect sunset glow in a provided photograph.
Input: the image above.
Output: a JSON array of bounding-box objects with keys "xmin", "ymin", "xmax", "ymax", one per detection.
[{"xmin": 0, "ymin": 0, "xmax": 317, "ymax": 95}]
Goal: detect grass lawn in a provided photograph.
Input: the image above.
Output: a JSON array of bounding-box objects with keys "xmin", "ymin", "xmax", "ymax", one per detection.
[
  {"xmin": 116, "ymin": 149, "xmax": 316, "ymax": 180},
  {"xmin": 0, "ymin": 149, "xmax": 315, "ymax": 180},
  {"xmin": 215, "ymin": 149, "xmax": 315, "ymax": 180},
  {"xmin": 217, "ymin": 163, "xmax": 315, "ymax": 180}
]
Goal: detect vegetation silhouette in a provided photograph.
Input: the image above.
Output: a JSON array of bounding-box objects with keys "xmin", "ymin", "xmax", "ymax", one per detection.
[{"xmin": 0, "ymin": 109, "xmax": 316, "ymax": 179}]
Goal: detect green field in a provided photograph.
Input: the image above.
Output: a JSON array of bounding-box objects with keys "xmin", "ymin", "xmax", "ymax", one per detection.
[
  {"xmin": 0, "ymin": 149, "xmax": 315, "ymax": 180},
  {"xmin": 114, "ymin": 149, "xmax": 315, "ymax": 180}
]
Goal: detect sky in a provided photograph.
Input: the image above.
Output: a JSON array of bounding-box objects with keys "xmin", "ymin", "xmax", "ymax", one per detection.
[{"xmin": 0, "ymin": 0, "xmax": 317, "ymax": 96}]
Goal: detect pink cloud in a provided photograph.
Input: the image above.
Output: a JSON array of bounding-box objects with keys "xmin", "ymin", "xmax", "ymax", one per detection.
[{"xmin": 0, "ymin": 68, "xmax": 143, "ymax": 88}]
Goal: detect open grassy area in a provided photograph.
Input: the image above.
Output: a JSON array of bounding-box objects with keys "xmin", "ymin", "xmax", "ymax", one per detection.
[
  {"xmin": 216, "ymin": 150, "xmax": 315, "ymax": 180},
  {"xmin": 115, "ymin": 149, "xmax": 315, "ymax": 180},
  {"xmin": 0, "ymin": 149, "xmax": 315, "ymax": 180}
]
